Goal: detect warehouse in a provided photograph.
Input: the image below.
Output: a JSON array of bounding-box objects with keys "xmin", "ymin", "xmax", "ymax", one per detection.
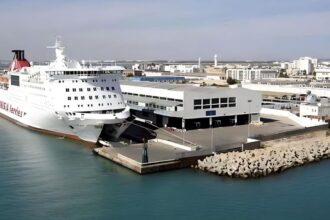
[{"xmin": 120, "ymin": 81, "xmax": 261, "ymax": 130}]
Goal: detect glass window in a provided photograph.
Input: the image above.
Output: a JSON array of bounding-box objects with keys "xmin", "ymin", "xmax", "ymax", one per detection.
[
  {"xmin": 87, "ymin": 88, "xmax": 91, "ymax": 91},
  {"xmin": 79, "ymin": 88, "xmax": 83, "ymax": 92},
  {"xmin": 203, "ymin": 105, "xmax": 210, "ymax": 109},
  {"xmin": 212, "ymin": 104, "xmax": 219, "ymax": 108},
  {"xmin": 112, "ymin": 86, "xmax": 115, "ymax": 90},
  {"xmin": 93, "ymin": 88, "xmax": 97, "ymax": 91},
  {"xmin": 229, "ymin": 103, "xmax": 236, "ymax": 107},
  {"xmin": 67, "ymin": 97, "xmax": 71, "ymax": 100},
  {"xmin": 203, "ymin": 99, "xmax": 210, "ymax": 105},
  {"xmin": 212, "ymin": 98, "xmax": 219, "ymax": 104},
  {"xmin": 89, "ymin": 96, "xmax": 92, "ymax": 100},
  {"xmin": 194, "ymin": 106, "xmax": 202, "ymax": 110},
  {"xmin": 194, "ymin": 99, "xmax": 201, "ymax": 105},
  {"xmin": 106, "ymin": 87, "xmax": 109, "ymax": 91},
  {"xmin": 66, "ymin": 88, "xmax": 69, "ymax": 92},
  {"xmin": 220, "ymin": 98, "xmax": 228, "ymax": 103},
  {"xmin": 95, "ymin": 95, "xmax": 99, "ymax": 99},
  {"xmin": 229, "ymin": 97, "xmax": 236, "ymax": 103},
  {"xmin": 101, "ymin": 87, "xmax": 104, "ymax": 91},
  {"xmin": 81, "ymin": 96, "xmax": 85, "ymax": 100},
  {"xmin": 73, "ymin": 88, "xmax": 76, "ymax": 92},
  {"xmin": 74, "ymin": 96, "xmax": 78, "ymax": 100}
]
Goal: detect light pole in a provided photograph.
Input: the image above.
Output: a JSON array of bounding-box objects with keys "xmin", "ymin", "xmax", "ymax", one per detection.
[
  {"xmin": 211, "ymin": 125, "xmax": 214, "ymax": 153},
  {"xmin": 247, "ymin": 100, "xmax": 252, "ymax": 139}
]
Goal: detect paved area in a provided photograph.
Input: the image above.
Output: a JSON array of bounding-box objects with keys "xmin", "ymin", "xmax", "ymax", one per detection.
[{"xmin": 104, "ymin": 114, "xmax": 305, "ymax": 163}]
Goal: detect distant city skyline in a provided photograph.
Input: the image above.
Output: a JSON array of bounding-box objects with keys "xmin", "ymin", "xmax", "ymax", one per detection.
[{"xmin": 0, "ymin": 0, "xmax": 330, "ymax": 61}]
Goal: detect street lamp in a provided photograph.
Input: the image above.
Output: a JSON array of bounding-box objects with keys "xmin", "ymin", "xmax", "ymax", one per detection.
[
  {"xmin": 211, "ymin": 124, "xmax": 214, "ymax": 153},
  {"xmin": 247, "ymin": 99, "xmax": 252, "ymax": 139},
  {"xmin": 242, "ymin": 99, "xmax": 252, "ymax": 152}
]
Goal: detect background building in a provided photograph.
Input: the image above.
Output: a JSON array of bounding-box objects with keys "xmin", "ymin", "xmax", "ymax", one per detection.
[
  {"xmin": 226, "ymin": 68, "xmax": 278, "ymax": 81},
  {"xmin": 315, "ymin": 68, "xmax": 330, "ymax": 81}
]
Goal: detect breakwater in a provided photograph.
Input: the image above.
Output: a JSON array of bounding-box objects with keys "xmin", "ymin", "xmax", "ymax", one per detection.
[{"xmin": 197, "ymin": 134, "xmax": 330, "ymax": 178}]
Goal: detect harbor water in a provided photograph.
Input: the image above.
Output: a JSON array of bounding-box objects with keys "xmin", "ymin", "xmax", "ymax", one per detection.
[{"xmin": 0, "ymin": 117, "xmax": 329, "ymax": 220}]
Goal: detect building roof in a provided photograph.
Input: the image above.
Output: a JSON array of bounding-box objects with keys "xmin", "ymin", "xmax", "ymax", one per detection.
[{"xmin": 120, "ymin": 80, "xmax": 235, "ymax": 93}]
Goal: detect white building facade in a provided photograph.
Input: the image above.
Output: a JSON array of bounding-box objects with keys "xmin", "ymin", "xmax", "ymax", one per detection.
[
  {"xmin": 315, "ymin": 68, "xmax": 330, "ymax": 81},
  {"xmin": 164, "ymin": 64, "xmax": 199, "ymax": 73},
  {"xmin": 293, "ymin": 57, "xmax": 318, "ymax": 74},
  {"xmin": 120, "ymin": 81, "xmax": 261, "ymax": 129},
  {"xmin": 226, "ymin": 68, "xmax": 278, "ymax": 81}
]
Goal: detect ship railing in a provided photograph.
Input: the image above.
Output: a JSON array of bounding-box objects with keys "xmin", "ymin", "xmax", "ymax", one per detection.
[{"xmin": 75, "ymin": 108, "xmax": 130, "ymax": 121}]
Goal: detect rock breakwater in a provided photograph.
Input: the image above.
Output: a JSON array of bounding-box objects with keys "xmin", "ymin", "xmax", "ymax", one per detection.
[{"xmin": 197, "ymin": 138, "xmax": 330, "ymax": 178}]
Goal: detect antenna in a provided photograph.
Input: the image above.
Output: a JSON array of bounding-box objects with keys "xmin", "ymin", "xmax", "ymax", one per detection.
[{"xmin": 214, "ymin": 54, "xmax": 218, "ymax": 67}]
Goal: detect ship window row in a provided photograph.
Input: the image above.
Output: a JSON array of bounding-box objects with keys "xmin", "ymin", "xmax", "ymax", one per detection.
[
  {"xmin": 64, "ymin": 102, "xmax": 124, "ymax": 108},
  {"xmin": 122, "ymin": 92, "xmax": 183, "ymax": 102},
  {"xmin": 26, "ymin": 85, "xmax": 46, "ymax": 91},
  {"xmin": 58, "ymin": 79, "xmax": 116, "ymax": 83},
  {"xmin": 193, "ymin": 97, "xmax": 236, "ymax": 110},
  {"xmin": 65, "ymin": 86, "xmax": 114, "ymax": 92},
  {"xmin": 67, "ymin": 94, "xmax": 117, "ymax": 101},
  {"xmin": 50, "ymin": 70, "xmax": 122, "ymax": 76}
]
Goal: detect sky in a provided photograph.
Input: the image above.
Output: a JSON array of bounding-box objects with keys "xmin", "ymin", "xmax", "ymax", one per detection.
[{"xmin": 0, "ymin": 0, "xmax": 330, "ymax": 61}]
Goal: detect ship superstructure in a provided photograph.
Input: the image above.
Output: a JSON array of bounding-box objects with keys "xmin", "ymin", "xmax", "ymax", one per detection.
[{"xmin": 0, "ymin": 39, "xmax": 130, "ymax": 143}]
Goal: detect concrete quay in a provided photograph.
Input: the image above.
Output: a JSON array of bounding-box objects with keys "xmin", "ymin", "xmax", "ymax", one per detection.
[{"xmin": 93, "ymin": 115, "xmax": 328, "ymax": 174}]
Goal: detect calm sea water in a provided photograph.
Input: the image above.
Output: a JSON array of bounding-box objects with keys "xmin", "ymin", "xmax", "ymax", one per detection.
[{"xmin": 0, "ymin": 117, "xmax": 329, "ymax": 220}]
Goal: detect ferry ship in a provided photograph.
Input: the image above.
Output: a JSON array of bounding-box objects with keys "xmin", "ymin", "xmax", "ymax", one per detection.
[{"xmin": 0, "ymin": 39, "xmax": 130, "ymax": 143}]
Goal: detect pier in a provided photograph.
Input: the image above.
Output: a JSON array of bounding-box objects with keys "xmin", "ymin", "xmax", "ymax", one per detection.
[{"xmin": 93, "ymin": 114, "xmax": 328, "ymax": 174}]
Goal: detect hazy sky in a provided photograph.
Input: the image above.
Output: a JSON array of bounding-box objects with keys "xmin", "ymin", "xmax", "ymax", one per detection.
[{"xmin": 0, "ymin": 0, "xmax": 329, "ymax": 61}]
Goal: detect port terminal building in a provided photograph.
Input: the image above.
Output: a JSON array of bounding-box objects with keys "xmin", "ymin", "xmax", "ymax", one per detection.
[{"xmin": 120, "ymin": 81, "xmax": 261, "ymax": 130}]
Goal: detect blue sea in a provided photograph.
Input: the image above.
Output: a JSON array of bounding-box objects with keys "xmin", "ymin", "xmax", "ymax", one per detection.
[{"xmin": 0, "ymin": 117, "xmax": 329, "ymax": 220}]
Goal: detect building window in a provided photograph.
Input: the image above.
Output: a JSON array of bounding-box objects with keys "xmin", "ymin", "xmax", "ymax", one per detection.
[
  {"xmin": 194, "ymin": 99, "xmax": 201, "ymax": 105},
  {"xmin": 68, "ymin": 97, "xmax": 71, "ymax": 100},
  {"xmin": 212, "ymin": 98, "xmax": 219, "ymax": 108},
  {"xmin": 203, "ymin": 99, "xmax": 210, "ymax": 105},
  {"xmin": 95, "ymin": 95, "xmax": 99, "ymax": 99},
  {"xmin": 106, "ymin": 87, "xmax": 109, "ymax": 91},
  {"xmin": 89, "ymin": 96, "xmax": 93, "ymax": 100},
  {"xmin": 112, "ymin": 86, "xmax": 115, "ymax": 91},
  {"xmin": 194, "ymin": 99, "xmax": 202, "ymax": 110},
  {"xmin": 220, "ymin": 97, "xmax": 228, "ymax": 108},
  {"xmin": 203, "ymin": 99, "xmax": 210, "ymax": 109},
  {"xmin": 93, "ymin": 88, "xmax": 97, "ymax": 91},
  {"xmin": 87, "ymin": 88, "xmax": 91, "ymax": 92},
  {"xmin": 73, "ymin": 88, "xmax": 76, "ymax": 92},
  {"xmin": 101, "ymin": 87, "xmax": 104, "ymax": 91},
  {"xmin": 81, "ymin": 96, "xmax": 85, "ymax": 100},
  {"xmin": 79, "ymin": 88, "xmax": 83, "ymax": 92},
  {"xmin": 114, "ymin": 94, "xmax": 117, "ymax": 98},
  {"xmin": 229, "ymin": 97, "xmax": 236, "ymax": 107},
  {"xmin": 103, "ymin": 95, "xmax": 106, "ymax": 99},
  {"xmin": 74, "ymin": 96, "xmax": 78, "ymax": 100}
]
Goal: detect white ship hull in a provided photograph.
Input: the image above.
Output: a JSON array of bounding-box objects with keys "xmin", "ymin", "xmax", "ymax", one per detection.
[{"xmin": 0, "ymin": 93, "xmax": 130, "ymax": 143}]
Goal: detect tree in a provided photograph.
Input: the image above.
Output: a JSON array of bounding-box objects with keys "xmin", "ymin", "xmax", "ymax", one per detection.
[{"xmin": 227, "ymin": 77, "xmax": 237, "ymax": 85}]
